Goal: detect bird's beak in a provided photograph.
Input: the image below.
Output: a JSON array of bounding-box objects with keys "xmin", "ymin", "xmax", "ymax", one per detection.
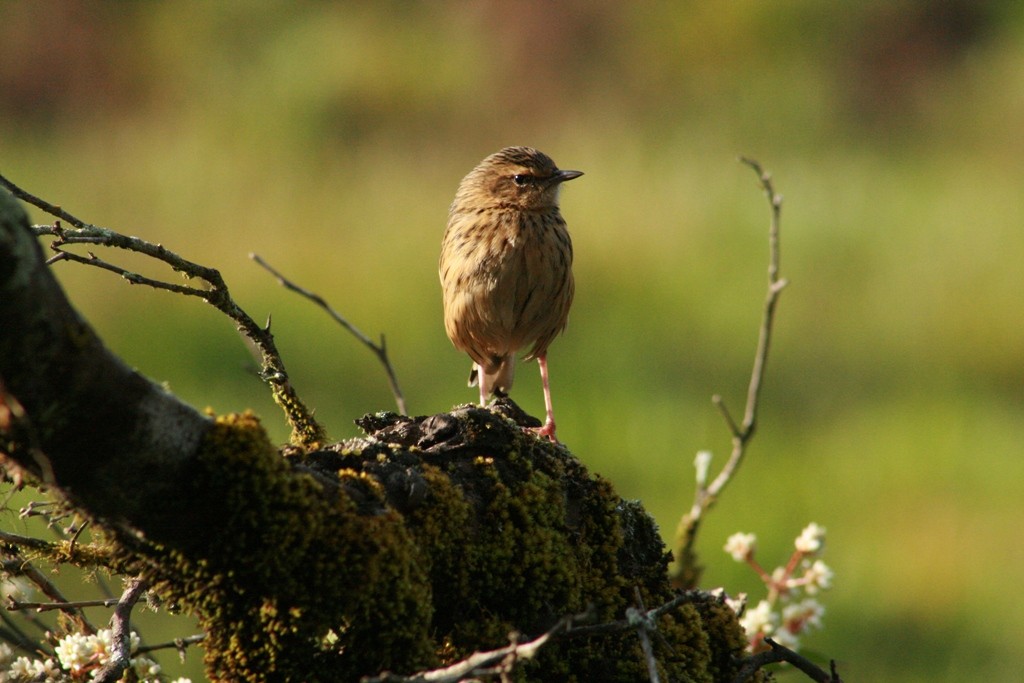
[{"xmin": 551, "ymin": 169, "xmax": 583, "ymax": 185}]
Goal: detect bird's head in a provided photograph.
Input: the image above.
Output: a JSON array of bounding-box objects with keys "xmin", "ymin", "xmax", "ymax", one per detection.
[{"xmin": 454, "ymin": 146, "xmax": 583, "ymax": 212}]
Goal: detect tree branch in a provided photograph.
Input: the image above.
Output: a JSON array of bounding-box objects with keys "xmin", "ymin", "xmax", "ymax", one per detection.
[
  {"xmin": 1, "ymin": 556, "xmax": 95, "ymax": 635},
  {"xmin": 732, "ymin": 637, "xmax": 842, "ymax": 683},
  {"xmin": 0, "ymin": 180, "xmax": 774, "ymax": 682},
  {"xmin": 672, "ymin": 158, "xmax": 788, "ymax": 588},
  {"xmin": 7, "ymin": 597, "xmax": 125, "ymax": 612},
  {"xmin": 363, "ymin": 590, "xmax": 738, "ymax": 683},
  {"xmin": 628, "ymin": 589, "xmax": 661, "ymax": 683},
  {"xmin": 93, "ymin": 576, "xmax": 148, "ymax": 683},
  {"xmin": 562, "ymin": 591, "xmax": 701, "ymax": 638},
  {"xmin": 0, "ymin": 172, "xmax": 325, "ymax": 447},
  {"xmin": 251, "ymin": 253, "xmax": 408, "ymax": 416},
  {"xmin": 361, "ymin": 612, "xmax": 582, "ymax": 683},
  {"xmin": 133, "ymin": 633, "xmax": 205, "ymax": 656},
  {"xmin": 0, "ymin": 530, "xmax": 58, "ymax": 553},
  {"xmin": 0, "ymin": 183, "xmax": 218, "ymax": 541}
]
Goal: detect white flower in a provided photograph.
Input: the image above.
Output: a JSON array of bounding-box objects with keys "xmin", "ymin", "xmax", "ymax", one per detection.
[
  {"xmin": 9, "ymin": 656, "xmax": 36, "ymax": 677},
  {"xmin": 56, "ymin": 628, "xmax": 144, "ymax": 673},
  {"xmin": 94, "ymin": 629, "xmax": 114, "ymax": 665},
  {"xmin": 33, "ymin": 658, "xmax": 61, "ymax": 680},
  {"xmin": 803, "ymin": 559, "xmax": 833, "ymax": 594},
  {"xmin": 132, "ymin": 655, "xmax": 161, "ymax": 679},
  {"xmin": 168, "ymin": 679, "xmax": 194, "ymax": 683},
  {"xmin": 55, "ymin": 631, "xmax": 96, "ymax": 673},
  {"xmin": 0, "ymin": 643, "xmax": 13, "ymax": 667},
  {"xmin": 739, "ymin": 599, "xmax": 776, "ymax": 640},
  {"xmin": 782, "ymin": 598, "xmax": 825, "ymax": 634},
  {"xmin": 8, "ymin": 656, "xmax": 61, "ymax": 681},
  {"xmin": 794, "ymin": 522, "xmax": 826, "ymax": 554},
  {"xmin": 724, "ymin": 532, "xmax": 757, "ymax": 562}
]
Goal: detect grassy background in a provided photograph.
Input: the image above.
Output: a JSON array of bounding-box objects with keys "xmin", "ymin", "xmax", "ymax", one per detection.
[{"xmin": 3, "ymin": 1, "xmax": 1023, "ymax": 680}]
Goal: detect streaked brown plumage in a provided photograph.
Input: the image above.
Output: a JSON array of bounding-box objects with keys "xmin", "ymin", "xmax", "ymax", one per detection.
[{"xmin": 439, "ymin": 146, "xmax": 581, "ymax": 442}]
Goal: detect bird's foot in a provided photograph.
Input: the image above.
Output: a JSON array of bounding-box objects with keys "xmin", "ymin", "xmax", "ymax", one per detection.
[{"xmin": 528, "ymin": 419, "xmax": 558, "ymax": 444}]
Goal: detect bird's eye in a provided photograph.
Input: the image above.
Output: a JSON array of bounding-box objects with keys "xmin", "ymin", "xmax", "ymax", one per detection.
[{"xmin": 512, "ymin": 174, "xmax": 533, "ymax": 187}]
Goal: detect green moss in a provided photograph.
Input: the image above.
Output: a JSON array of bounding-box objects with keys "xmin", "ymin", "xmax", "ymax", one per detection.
[
  {"xmin": 113, "ymin": 405, "xmax": 754, "ymax": 681},
  {"xmin": 322, "ymin": 403, "xmax": 756, "ymax": 681},
  {"xmin": 131, "ymin": 411, "xmax": 435, "ymax": 681},
  {"xmin": 270, "ymin": 381, "xmax": 328, "ymax": 448}
]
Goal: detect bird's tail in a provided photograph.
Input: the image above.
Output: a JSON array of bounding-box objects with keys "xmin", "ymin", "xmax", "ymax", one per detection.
[{"xmin": 469, "ymin": 356, "xmax": 515, "ymax": 399}]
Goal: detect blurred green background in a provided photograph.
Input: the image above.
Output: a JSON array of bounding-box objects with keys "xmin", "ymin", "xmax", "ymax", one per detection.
[{"xmin": 3, "ymin": 1, "xmax": 1023, "ymax": 680}]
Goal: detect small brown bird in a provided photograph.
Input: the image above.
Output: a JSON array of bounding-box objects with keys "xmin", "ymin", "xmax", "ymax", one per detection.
[{"xmin": 439, "ymin": 146, "xmax": 581, "ymax": 442}]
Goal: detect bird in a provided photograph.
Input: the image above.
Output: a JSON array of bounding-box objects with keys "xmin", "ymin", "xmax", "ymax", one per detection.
[{"xmin": 439, "ymin": 146, "xmax": 581, "ymax": 442}]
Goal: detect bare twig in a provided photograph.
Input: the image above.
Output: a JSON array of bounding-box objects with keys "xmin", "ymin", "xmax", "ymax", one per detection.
[
  {"xmin": 7, "ymin": 597, "xmax": 125, "ymax": 612},
  {"xmin": 362, "ymin": 612, "xmax": 584, "ymax": 683},
  {"xmin": 251, "ymin": 253, "xmax": 408, "ymax": 415},
  {"xmin": 555, "ymin": 590, "xmax": 696, "ymax": 677},
  {"xmin": 93, "ymin": 577, "xmax": 148, "ymax": 683},
  {"xmin": 1, "ymin": 556, "xmax": 95, "ymax": 634},
  {"xmin": 672, "ymin": 158, "xmax": 788, "ymax": 589},
  {"xmin": 0, "ymin": 172, "xmax": 326, "ymax": 447},
  {"xmin": 18, "ymin": 500, "xmax": 70, "ymax": 529},
  {"xmin": 43, "ymin": 248, "xmax": 211, "ymax": 297},
  {"xmin": 732, "ymin": 637, "xmax": 842, "ymax": 683},
  {"xmin": 66, "ymin": 519, "xmax": 88, "ymax": 556},
  {"xmin": 134, "ymin": 633, "xmax": 205, "ymax": 657},
  {"xmin": 708, "ymin": 157, "xmax": 786, "ymax": 481},
  {"xmin": 562, "ymin": 591, "xmax": 700, "ymax": 639},
  {"xmin": 364, "ymin": 593, "xmax": 729, "ymax": 683},
  {"xmin": 629, "ymin": 588, "xmax": 661, "ymax": 683}
]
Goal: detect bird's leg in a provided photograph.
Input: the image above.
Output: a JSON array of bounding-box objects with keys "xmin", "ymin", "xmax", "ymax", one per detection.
[
  {"xmin": 476, "ymin": 363, "xmax": 488, "ymax": 407},
  {"xmin": 531, "ymin": 355, "xmax": 558, "ymax": 443}
]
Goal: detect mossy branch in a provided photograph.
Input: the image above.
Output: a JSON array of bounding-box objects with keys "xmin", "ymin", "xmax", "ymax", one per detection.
[
  {"xmin": 0, "ymin": 172, "xmax": 325, "ymax": 448},
  {"xmin": 0, "ymin": 183, "xmax": 761, "ymax": 681}
]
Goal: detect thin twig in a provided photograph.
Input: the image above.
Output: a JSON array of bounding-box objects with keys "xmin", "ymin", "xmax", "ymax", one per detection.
[
  {"xmin": 708, "ymin": 157, "xmax": 786, "ymax": 492},
  {"xmin": 93, "ymin": 577, "xmax": 148, "ymax": 683},
  {"xmin": 672, "ymin": 158, "xmax": 788, "ymax": 588},
  {"xmin": 0, "ymin": 526, "xmax": 108, "ymax": 568},
  {"xmin": 629, "ymin": 588, "xmax": 661, "ymax": 683},
  {"xmin": 7, "ymin": 597, "xmax": 125, "ymax": 612},
  {"xmin": 731, "ymin": 637, "xmax": 841, "ymax": 683},
  {"xmin": 361, "ymin": 612, "xmax": 584, "ymax": 683},
  {"xmin": 364, "ymin": 593, "xmax": 724, "ymax": 683},
  {"xmin": 44, "ymin": 248, "xmax": 211, "ymax": 298},
  {"xmin": 0, "ymin": 172, "xmax": 326, "ymax": 447},
  {"xmin": 134, "ymin": 633, "xmax": 205, "ymax": 657},
  {"xmin": 66, "ymin": 519, "xmax": 88, "ymax": 557},
  {"xmin": 563, "ymin": 591, "xmax": 700, "ymax": 639},
  {"xmin": 19, "ymin": 500, "xmax": 70, "ymax": 528},
  {"xmin": 251, "ymin": 253, "xmax": 408, "ymax": 416},
  {"xmin": 1, "ymin": 556, "xmax": 95, "ymax": 634}
]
